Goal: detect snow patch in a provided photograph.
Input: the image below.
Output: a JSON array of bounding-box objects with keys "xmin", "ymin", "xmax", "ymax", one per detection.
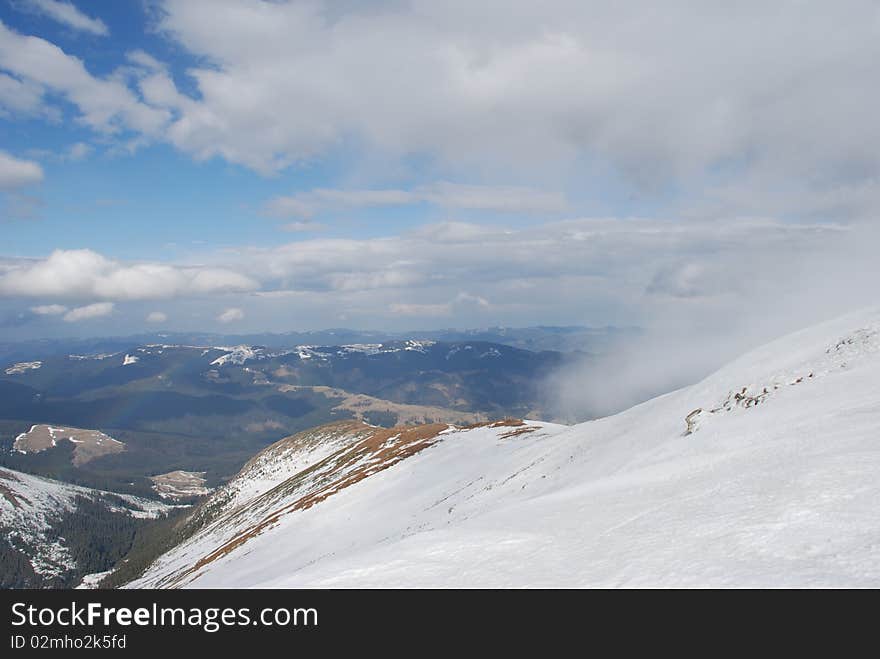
[
  {"xmin": 4, "ymin": 361, "xmax": 41, "ymax": 375},
  {"xmin": 1, "ymin": 467, "xmax": 174, "ymax": 579},
  {"xmin": 211, "ymin": 345, "xmax": 262, "ymax": 366}
]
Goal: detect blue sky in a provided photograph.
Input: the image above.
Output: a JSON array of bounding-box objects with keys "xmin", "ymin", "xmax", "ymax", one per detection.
[
  {"xmin": 0, "ymin": 1, "xmax": 878, "ymax": 344},
  {"xmin": 1, "ymin": 0, "xmax": 620, "ymax": 259}
]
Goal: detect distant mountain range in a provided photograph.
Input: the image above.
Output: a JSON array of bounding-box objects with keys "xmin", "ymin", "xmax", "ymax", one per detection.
[
  {"xmin": 0, "ymin": 325, "xmax": 638, "ymax": 365},
  {"xmin": 0, "ymin": 337, "xmax": 577, "ymax": 496}
]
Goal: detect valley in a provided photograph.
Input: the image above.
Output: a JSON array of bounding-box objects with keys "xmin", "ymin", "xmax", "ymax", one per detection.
[
  {"xmin": 0, "ymin": 337, "xmax": 571, "ymax": 497},
  {"xmin": 0, "ymin": 466, "xmax": 178, "ymax": 588}
]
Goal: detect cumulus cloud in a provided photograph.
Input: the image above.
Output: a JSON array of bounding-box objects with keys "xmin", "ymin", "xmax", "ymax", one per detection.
[
  {"xmin": 146, "ymin": 311, "xmax": 168, "ymax": 323},
  {"xmin": 0, "ymin": 249, "xmax": 258, "ymax": 300},
  {"xmin": 125, "ymin": 50, "xmax": 163, "ymax": 71},
  {"xmin": 0, "ymin": 151, "xmax": 43, "ymax": 190},
  {"xmin": 217, "ymin": 307, "xmax": 244, "ymax": 323},
  {"xmin": 29, "ymin": 303, "xmax": 67, "ymax": 315},
  {"xmin": 0, "ymin": 22, "xmax": 168, "ymax": 136},
  {"xmin": 141, "ymin": 0, "xmax": 880, "ymax": 201},
  {"xmin": 0, "ymin": 73, "xmax": 54, "ymax": 119},
  {"xmin": 63, "ymin": 301, "xmax": 113, "ymax": 322},
  {"xmin": 2, "ymin": 2, "xmax": 879, "ymax": 225},
  {"xmin": 24, "ymin": 0, "xmax": 109, "ymax": 36},
  {"xmin": 0, "ymin": 219, "xmax": 865, "ymax": 331}
]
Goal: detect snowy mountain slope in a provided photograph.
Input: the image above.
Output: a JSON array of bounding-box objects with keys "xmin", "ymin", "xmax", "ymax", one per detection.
[
  {"xmin": 200, "ymin": 421, "xmax": 380, "ymax": 518},
  {"xmin": 130, "ymin": 418, "xmax": 564, "ymax": 588},
  {"xmin": 1, "ymin": 467, "xmax": 174, "ymax": 587},
  {"xmin": 130, "ymin": 307, "xmax": 880, "ymax": 587}
]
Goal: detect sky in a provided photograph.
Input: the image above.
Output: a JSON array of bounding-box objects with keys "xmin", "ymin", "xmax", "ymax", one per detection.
[{"xmin": 1, "ymin": 1, "xmax": 879, "ymax": 347}]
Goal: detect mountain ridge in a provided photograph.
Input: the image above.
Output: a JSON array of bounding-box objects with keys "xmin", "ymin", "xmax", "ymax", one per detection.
[
  {"xmin": 128, "ymin": 306, "xmax": 880, "ymax": 587},
  {"xmin": 0, "ymin": 338, "xmax": 561, "ymax": 495},
  {"xmin": 0, "ymin": 466, "xmax": 176, "ymax": 588}
]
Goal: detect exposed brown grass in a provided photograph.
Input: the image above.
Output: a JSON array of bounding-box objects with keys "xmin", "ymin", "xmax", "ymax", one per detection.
[
  {"xmin": 498, "ymin": 426, "xmax": 539, "ymax": 439},
  {"xmin": 13, "ymin": 424, "xmax": 125, "ymax": 466},
  {"xmin": 162, "ymin": 417, "xmax": 536, "ymax": 586},
  {"xmin": 173, "ymin": 422, "xmax": 450, "ymax": 583},
  {"xmin": 277, "ymin": 384, "xmax": 487, "ymax": 426},
  {"xmin": 460, "ymin": 418, "xmax": 526, "ymax": 430}
]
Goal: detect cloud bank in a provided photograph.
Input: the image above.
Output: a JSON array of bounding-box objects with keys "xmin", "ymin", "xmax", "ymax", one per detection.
[
  {"xmin": 0, "ymin": 1, "xmax": 876, "ymax": 214},
  {"xmin": 0, "ymin": 249, "xmax": 258, "ymax": 300}
]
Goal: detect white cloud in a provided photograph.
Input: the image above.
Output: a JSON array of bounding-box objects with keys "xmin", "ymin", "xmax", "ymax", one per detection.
[
  {"xmin": 452, "ymin": 292, "xmax": 490, "ymax": 310},
  {"xmin": 1, "ymin": 2, "xmax": 878, "ymax": 225},
  {"xmin": 0, "ymin": 249, "xmax": 258, "ymax": 300},
  {"xmin": 26, "ymin": 0, "xmax": 109, "ymax": 37},
  {"xmin": 0, "ymin": 22, "xmax": 168, "ymax": 136},
  {"xmin": 222, "ymin": 217, "xmax": 851, "ymax": 314},
  {"xmin": 645, "ymin": 263, "xmax": 716, "ymax": 299},
  {"xmin": 0, "ymin": 150, "xmax": 43, "ymax": 190},
  {"xmin": 146, "ymin": 311, "xmax": 168, "ymax": 323},
  {"xmin": 217, "ymin": 307, "xmax": 244, "ymax": 323},
  {"xmin": 265, "ymin": 183, "xmax": 567, "ymax": 218},
  {"xmin": 3, "ymin": 2, "xmax": 880, "ymax": 347},
  {"xmin": 30, "ymin": 303, "xmax": 67, "ymax": 315},
  {"xmin": 0, "ymin": 73, "xmax": 53, "ymax": 119},
  {"xmin": 63, "ymin": 301, "xmax": 113, "ymax": 322},
  {"xmin": 126, "ymin": 50, "xmax": 163, "ymax": 71},
  {"xmin": 140, "ymin": 0, "xmax": 880, "ymax": 203},
  {"xmin": 0, "ymin": 218, "xmax": 864, "ymax": 334},
  {"xmin": 2, "ymin": 213, "xmax": 873, "ymax": 351}
]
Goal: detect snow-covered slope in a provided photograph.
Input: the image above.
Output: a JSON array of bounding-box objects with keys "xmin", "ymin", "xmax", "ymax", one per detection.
[
  {"xmin": 1, "ymin": 467, "xmax": 173, "ymax": 585},
  {"xmin": 131, "ymin": 307, "xmax": 880, "ymax": 588}
]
